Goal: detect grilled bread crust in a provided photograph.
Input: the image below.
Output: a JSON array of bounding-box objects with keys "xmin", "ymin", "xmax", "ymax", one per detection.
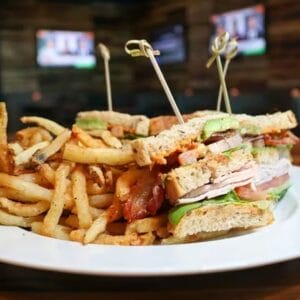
[
  {"xmin": 132, "ymin": 114, "xmax": 230, "ymax": 166},
  {"xmin": 170, "ymin": 203, "xmax": 273, "ymax": 239},
  {"xmin": 77, "ymin": 111, "xmax": 150, "ymax": 136},
  {"xmin": 236, "ymin": 110, "xmax": 297, "ymax": 134},
  {"xmin": 165, "ymin": 149, "xmax": 253, "ymax": 201}
]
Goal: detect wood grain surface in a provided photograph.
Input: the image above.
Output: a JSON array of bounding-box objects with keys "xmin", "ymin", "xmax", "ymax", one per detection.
[{"xmin": 0, "ymin": 259, "xmax": 300, "ymax": 299}]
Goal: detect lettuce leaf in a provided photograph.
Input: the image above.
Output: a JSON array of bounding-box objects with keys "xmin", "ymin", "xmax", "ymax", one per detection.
[
  {"xmin": 168, "ymin": 191, "xmax": 274, "ymax": 225},
  {"xmin": 169, "ymin": 192, "xmax": 244, "ymax": 226},
  {"xmin": 267, "ymin": 182, "xmax": 291, "ymax": 201}
]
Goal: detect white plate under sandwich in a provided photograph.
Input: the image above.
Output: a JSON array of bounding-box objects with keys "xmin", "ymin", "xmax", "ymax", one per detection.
[{"xmin": 0, "ymin": 166, "xmax": 299, "ymax": 276}]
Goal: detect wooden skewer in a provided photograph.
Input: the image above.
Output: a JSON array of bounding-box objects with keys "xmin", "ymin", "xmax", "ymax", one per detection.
[
  {"xmin": 98, "ymin": 43, "xmax": 113, "ymax": 111},
  {"xmin": 125, "ymin": 39, "xmax": 184, "ymax": 124},
  {"xmin": 216, "ymin": 38, "xmax": 238, "ymax": 112},
  {"xmin": 206, "ymin": 32, "xmax": 232, "ymax": 114}
]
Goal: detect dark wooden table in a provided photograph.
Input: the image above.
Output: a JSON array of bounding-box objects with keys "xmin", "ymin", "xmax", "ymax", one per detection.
[
  {"xmin": 1, "ymin": 146, "xmax": 300, "ymax": 299},
  {"xmin": 0, "ymin": 259, "xmax": 300, "ymax": 299}
]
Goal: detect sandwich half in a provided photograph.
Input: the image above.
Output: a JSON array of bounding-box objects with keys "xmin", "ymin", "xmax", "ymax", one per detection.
[
  {"xmin": 76, "ymin": 110, "xmax": 150, "ymax": 138},
  {"xmin": 129, "ymin": 114, "xmax": 282, "ymax": 243}
]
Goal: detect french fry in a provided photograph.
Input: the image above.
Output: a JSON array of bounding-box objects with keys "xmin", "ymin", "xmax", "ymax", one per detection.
[
  {"xmin": 65, "ymin": 214, "xmax": 79, "ymax": 229},
  {"xmin": 0, "ymin": 173, "xmax": 53, "ymax": 202},
  {"xmin": 8, "ymin": 143, "xmax": 24, "ymax": 155},
  {"xmin": 38, "ymin": 163, "xmax": 55, "ymax": 185},
  {"xmin": 89, "ymin": 193, "xmax": 113, "ymax": 208},
  {"xmin": 16, "ymin": 127, "xmax": 51, "ymax": 148},
  {"xmin": 72, "ymin": 125, "xmax": 106, "ymax": 148},
  {"xmin": 88, "ymin": 165, "xmax": 106, "ymax": 186},
  {"xmin": 63, "ymin": 144, "xmax": 134, "ymax": 165},
  {"xmin": 42, "ymin": 164, "xmax": 70, "ymax": 236},
  {"xmin": 21, "ymin": 116, "xmax": 65, "ymax": 136},
  {"xmin": 18, "ymin": 172, "xmax": 43, "ymax": 184},
  {"xmin": 31, "ymin": 222, "xmax": 71, "ymax": 241},
  {"xmin": 71, "ymin": 206, "xmax": 104, "ymax": 220},
  {"xmin": 0, "ymin": 209, "xmax": 38, "ymax": 227},
  {"xmin": 86, "ymin": 181, "xmax": 106, "ymax": 195},
  {"xmin": 14, "ymin": 141, "xmax": 49, "ymax": 166},
  {"xmin": 83, "ymin": 212, "xmax": 107, "ymax": 244},
  {"xmin": 99, "ymin": 130, "xmax": 122, "ymax": 149},
  {"xmin": 0, "ymin": 197, "xmax": 49, "ymax": 217},
  {"xmin": 125, "ymin": 215, "xmax": 168, "ymax": 235},
  {"xmin": 0, "ymin": 103, "xmax": 12, "ymax": 173},
  {"xmin": 0, "ymin": 103, "xmax": 8, "ymax": 145},
  {"xmin": 71, "ymin": 167, "xmax": 93, "ymax": 229},
  {"xmin": 94, "ymin": 232, "xmax": 155, "ymax": 246},
  {"xmin": 70, "ymin": 229, "xmax": 86, "ymax": 243},
  {"xmin": 115, "ymin": 168, "xmax": 145, "ymax": 201},
  {"xmin": 32, "ymin": 129, "xmax": 71, "ymax": 164},
  {"xmin": 30, "ymin": 131, "xmax": 43, "ymax": 145}
]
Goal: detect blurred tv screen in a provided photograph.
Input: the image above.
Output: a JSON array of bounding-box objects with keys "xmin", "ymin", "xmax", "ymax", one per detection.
[
  {"xmin": 151, "ymin": 24, "xmax": 186, "ymax": 65},
  {"xmin": 36, "ymin": 30, "xmax": 96, "ymax": 68},
  {"xmin": 210, "ymin": 4, "xmax": 266, "ymax": 56}
]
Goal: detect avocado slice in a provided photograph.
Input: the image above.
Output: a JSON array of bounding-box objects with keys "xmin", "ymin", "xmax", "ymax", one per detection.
[
  {"xmin": 239, "ymin": 123, "xmax": 261, "ymax": 135},
  {"xmin": 202, "ymin": 116, "xmax": 239, "ymax": 140},
  {"xmin": 76, "ymin": 118, "xmax": 107, "ymax": 130}
]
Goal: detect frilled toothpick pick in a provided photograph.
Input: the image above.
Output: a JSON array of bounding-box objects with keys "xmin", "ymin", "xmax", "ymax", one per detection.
[
  {"xmin": 206, "ymin": 32, "xmax": 232, "ymax": 114},
  {"xmin": 98, "ymin": 43, "xmax": 113, "ymax": 111},
  {"xmin": 125, "ymin": 39, "xmax": 184, "ymax": 124},
  {"xmin": 216, "ymin": 38, "xmax": 238, "ymax": 112}
]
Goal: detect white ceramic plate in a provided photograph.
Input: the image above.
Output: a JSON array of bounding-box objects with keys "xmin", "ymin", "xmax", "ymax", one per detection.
[{"xmin": 0, "ymin": 167, "xmax": 299, "ymax": 276}]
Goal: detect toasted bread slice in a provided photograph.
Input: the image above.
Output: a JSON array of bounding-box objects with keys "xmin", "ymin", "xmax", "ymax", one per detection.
[
  {"xmin": 132, "ymin": 114, "xmax": 234, "ymax": 166},
  {"xmin": 236, "ymin": 110, "xmax": 297, "ymax": 134},
  {"xmin": 170, "ymin": 203, "xmax": 273, "ymax": 240},
  {"xmin": 77, "ymin": 111, "xmax": 150, "ymax": 136},
  {"xmin": 165, "ymin": 149, "xmax": 254, "ymax": 201}
]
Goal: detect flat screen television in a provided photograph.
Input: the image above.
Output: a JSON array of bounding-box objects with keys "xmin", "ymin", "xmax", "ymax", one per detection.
[
  {"xmin": 36, "ymin": 30, "xmax": 96, "ymax": 68},
  {"xmin": 210, "ymin": 4, "xmax": 266, "ymax": 56},
  {"xmin": 151, "ymin": 24, "xmax": 186, "ymax": 65}
]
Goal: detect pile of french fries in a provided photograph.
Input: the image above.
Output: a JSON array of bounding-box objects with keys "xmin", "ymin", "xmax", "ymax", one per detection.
[{"xmin": 0, "ymin": 103, "xmax": 168, "ymax": 245}]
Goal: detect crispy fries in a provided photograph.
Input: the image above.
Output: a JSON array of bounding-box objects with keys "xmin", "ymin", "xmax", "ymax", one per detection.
[
  {"xmin": 83, "ymin": 212, "xmax": 107, "ymax": 244},
  {"xmin": 41, "ymin": 164, "xmax": 70, "ymax": 237},
  {"xmin": 65, "ymin": 214, "xmax": 79, "ymax": 229},
  {"xmin": 8, "ymin": 143, "xmax": 24, "ymax": 155},
  {"xmin": 0, "ymin": 209, "xmax": 38, "ymax": 227},
  {"xmin": 89, "ymin": 193, "xmax": 113, "ymax": 208},
  {"xmin": 0, "ymin": 197, "xmax": 49, "ymax": 217},
  {"xmin": 0, "ymin": 103, "xmax": 12, "ymax": 173},
  {"xmin": 31, "ymin": 222, "xmax": 71, "ymax": 241},
  {"xmin": 0, "ymin": 107, "xmax": 170, "ymax": 246},
  {"xmin": 0, "ymin": 103, "xmax": 8, "ymax": 145},
  {"xmin": 16, "ymin": 127, "xmax": 52, "ymax": 148},
  {"xmin": 70, "ymin": 229, "xmax": 86, "ymax": 243},
  {"xmin": 115, "ymin": 168, "xmax": 145, "ymax": 201},
  {"xmin": 125, "ymin": 215, "xmax": 168, "ymax": 235},
  {"xmin": 14, "ymin": 141, "xmax": 49, "ymax": 166},
  {"xmin": 32, "ymin": 129, "xmax": 71, "ymax": 164},
  {"xmin": 0, "ymin": 173, "xmax": 53, "ymax": 202},
  {"xmin": 63, "ymin": 144, "xmax": 134, "ymax": 165},
  {"xmin": 72, "ymin": 125, "xmax": 107, "ymax": 148},
  {"xmin": 99, "ymin": 130, "xmax": 122, "ymax": 149},
  {"xmin": 71, "ymin": 167, "xmax": 93, "ymax": 229},
  {"xmin": 94, "ymin": 232, "xmax": 155, "ymax": 246},
  {"xmin": 38, "ymin": 164, "xmax": 55, "ymax": 185},
  {"xmin": 21, "ymin": 116, "xmax": 65, "ymax": 136}
]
